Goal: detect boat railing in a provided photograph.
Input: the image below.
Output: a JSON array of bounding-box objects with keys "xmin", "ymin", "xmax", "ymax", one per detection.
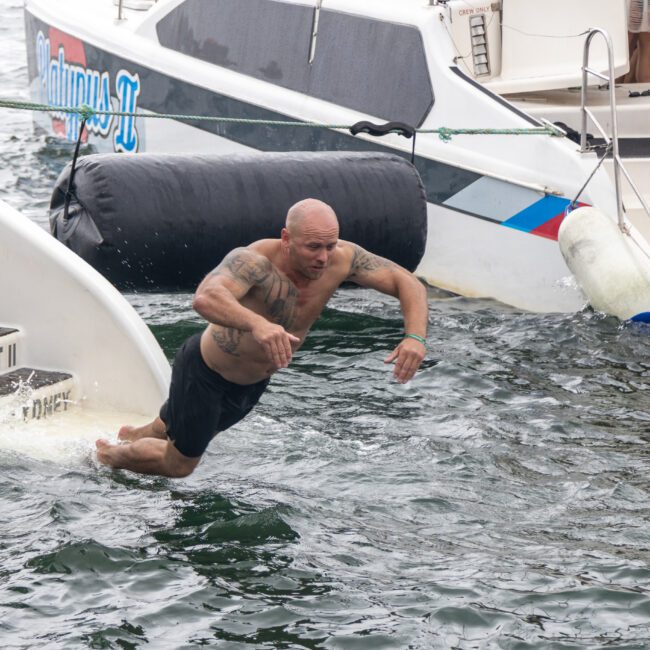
[
  {"xmin": 579, "ymin": 28, "xmax": 650, "ymax": 232},
  {"xmin": 114, "ymin": 0, "xmax": 156, "ymax": 19}
]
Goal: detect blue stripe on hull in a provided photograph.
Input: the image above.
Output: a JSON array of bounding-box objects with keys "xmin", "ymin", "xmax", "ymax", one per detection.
[{"xmin": 502, "ymin": 196, "xmax": 571, "ymax": 233}]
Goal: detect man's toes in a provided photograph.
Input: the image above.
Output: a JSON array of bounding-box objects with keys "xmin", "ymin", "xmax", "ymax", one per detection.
[{"xmin": 118, "ymin": 426, "xmax": 135, "ymax": 440}]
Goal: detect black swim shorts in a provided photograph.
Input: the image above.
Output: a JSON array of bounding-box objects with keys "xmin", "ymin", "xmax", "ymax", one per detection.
[{"xmin": 159, "ymin": 332, "xmax": 269, "ymax": 458}]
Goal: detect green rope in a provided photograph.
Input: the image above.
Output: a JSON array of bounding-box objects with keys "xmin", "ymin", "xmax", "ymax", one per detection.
[
  {"xmin": 0, "ymin": 98, "xmax": 563, "ymax": 141},
  {"xmin": 0, "ymin": 99, "xmax": 351, "ymax": 129},
  {"xmin": 423, "ymin": 126, "xmax": 561, "ymax": 142}
]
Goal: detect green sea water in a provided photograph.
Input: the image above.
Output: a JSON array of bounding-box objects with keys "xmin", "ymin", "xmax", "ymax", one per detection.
[{"xmin": 3, "ymin": 2, "xmax": 650, "ymax": 648}]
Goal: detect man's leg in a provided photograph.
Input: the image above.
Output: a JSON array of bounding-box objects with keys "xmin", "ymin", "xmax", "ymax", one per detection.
[
  {"xmin": 636, "ymin": 32, "xmax": 650, "ymax": 82},
  {"xmin": 626, "ymin": 33, "xmax": 639, "ymax": 83},
  {"xmin": 624, "ymin": 32, "xmax": 638, "ymax": 83},
  {"xmin": 95, "ymin": 437, "xmax": 200, "ymax": 478}
]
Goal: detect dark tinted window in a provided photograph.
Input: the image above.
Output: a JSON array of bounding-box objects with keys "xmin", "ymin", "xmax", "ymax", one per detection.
[
  {"xmin": 157, "ymin": 0, "xmax": 433, "ymax": 126},
  {"xmin": 311, "ymin": 10, "xmax": 433, "ymax": 126}
]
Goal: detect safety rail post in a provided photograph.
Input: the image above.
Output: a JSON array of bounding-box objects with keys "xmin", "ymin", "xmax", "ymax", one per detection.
[{"xmin": 580, "ymin": 28, "xmax": 625, "ymax": 230}]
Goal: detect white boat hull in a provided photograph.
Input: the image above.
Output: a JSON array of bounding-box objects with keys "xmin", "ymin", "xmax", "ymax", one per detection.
[
  {"xmin": 22, "ymin": 0, "xmax": 632, "ymax": 313},
  {"xmin": 0, "ymin": 198, "xmax": 170, "ymax": 413}
]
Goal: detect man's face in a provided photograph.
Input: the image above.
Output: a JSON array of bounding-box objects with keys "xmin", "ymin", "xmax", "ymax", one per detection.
[{"xmin": 286, "ymin": 214, "xmax": 339, "ymax": 280}]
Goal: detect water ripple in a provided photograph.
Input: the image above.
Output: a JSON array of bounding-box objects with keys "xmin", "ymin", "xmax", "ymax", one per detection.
[{"xmin": 3, "ymin": 3, "xmax": 650, "ymax": 646}]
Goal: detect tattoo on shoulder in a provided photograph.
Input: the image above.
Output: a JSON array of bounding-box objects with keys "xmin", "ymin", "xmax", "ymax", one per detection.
[
  {"xmin": 350, "ymin": 245, "xmax": 394, "ymax": 276},
  {"xmin": 211, "ymin": 248, "xmax": 272, "ymax": 286},
  {"xmin": 211, "ymin": 328, "xmax": 242, "ymax": 357},
  {"xmin": 208, "ymin": 247, "xmax": 298, "ymax": 329}
]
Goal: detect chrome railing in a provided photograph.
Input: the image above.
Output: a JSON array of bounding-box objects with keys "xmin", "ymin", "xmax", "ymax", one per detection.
[{"xmin": 580, "ymin": 28, "xmax": 650, "ymax": 231}]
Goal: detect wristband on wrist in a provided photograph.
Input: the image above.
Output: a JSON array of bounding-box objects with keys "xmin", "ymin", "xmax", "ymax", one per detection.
[{"xmin": 404, "ymin": 333, "xmax": 426, "ymax": 345}]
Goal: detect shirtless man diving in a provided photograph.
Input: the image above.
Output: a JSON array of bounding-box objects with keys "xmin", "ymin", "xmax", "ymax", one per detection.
[{"xmin": 95, "ymin": 198, "xmax": 428, "ymax": 478}]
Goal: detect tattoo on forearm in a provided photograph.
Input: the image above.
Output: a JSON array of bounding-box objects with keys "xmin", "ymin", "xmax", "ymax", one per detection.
[
  {"xmin": 350, "ymin": 245, "xmax": 394, "ymax": 276},
  {"xmin": 211, "ymin": 328, "xmax": 242, "ymax": 356}
]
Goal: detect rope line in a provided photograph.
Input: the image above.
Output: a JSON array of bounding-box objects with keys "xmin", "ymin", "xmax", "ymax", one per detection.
[
  {"xmin": 0, "ymin": 98, "xmax": 563, "ymax": 141},
  {"xmin": 570, "ymin": 141, "xmax": 612, "ymax": 209}
]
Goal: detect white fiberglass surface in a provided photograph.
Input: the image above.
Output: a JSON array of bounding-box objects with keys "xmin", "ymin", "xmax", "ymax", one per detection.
[{"xmin": 0, "ymin": 405, "xmax": 151, "ymax": 465}]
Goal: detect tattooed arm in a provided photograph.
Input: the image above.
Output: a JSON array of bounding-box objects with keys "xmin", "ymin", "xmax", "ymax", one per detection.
[
  {"xmin": 193, "ymin": 247, "xmax": 299, "ymax": 368},
  {"xmin": 347, "ymin": 244, "xmax": 428, "ymax": 383}
]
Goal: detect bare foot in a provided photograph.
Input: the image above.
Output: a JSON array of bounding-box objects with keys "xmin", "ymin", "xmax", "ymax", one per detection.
[
  {"xmin": 95, "ymin": 438, "xmax": 115, "ymax": 466},
  {"xmin": 95, "ymin": 438, "xmax": 134, "ymax": 470},
  {"xmin": 118, "ymin": 425, "xmax": 137, "ymax": 442},
  {"xmin": 118, "ymin": 418, "xmax": 167, "ymax": 443}
]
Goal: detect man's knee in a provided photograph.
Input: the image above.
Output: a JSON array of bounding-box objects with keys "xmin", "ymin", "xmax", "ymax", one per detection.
[
  {"xmin": 169, "ymin": 462, "xmax": 199, "ymax": 478},
  {"xmin": 164, "ymin": 443, "xmax": 201, "ymax": 478}
]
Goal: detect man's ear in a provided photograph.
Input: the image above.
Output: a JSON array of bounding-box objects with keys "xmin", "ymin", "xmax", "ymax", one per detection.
[{"xmin": 281, "ymin": 228, "xmax": 290, "ymax": 246}]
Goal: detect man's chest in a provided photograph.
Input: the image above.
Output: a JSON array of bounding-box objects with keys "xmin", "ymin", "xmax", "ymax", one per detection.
[{"xmin": 248, "ymin": 274, "xmax": 338, "ymax": 331}]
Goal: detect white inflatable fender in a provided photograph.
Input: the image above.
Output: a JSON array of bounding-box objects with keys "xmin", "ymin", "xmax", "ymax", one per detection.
[{"xmin": 558, "ymin": 206, "xmax": 650, "ymax": 322}]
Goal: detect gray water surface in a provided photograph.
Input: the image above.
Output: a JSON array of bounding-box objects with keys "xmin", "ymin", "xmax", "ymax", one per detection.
[{"xmin": 2, "ymin": 2, "xmax": 650, "ymax": 647}]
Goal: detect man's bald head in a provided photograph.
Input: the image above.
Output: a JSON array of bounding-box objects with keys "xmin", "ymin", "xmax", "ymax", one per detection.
[
  {"xmin": 285, "ymin": 198, "xmax": 339, "ymax": 236},
  {"xmin": 281, "ymin": 199, "xmax": 340, "ymax": 280}
]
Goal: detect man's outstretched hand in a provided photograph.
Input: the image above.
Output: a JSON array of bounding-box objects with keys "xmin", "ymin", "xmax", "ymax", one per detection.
[
  {"xmin": 252, "ymin": 320, "xmax": 300, "ymax": 369},
  {"xmin": 384, "ymin": 338, "xmax": 426, "ymax": 383}
]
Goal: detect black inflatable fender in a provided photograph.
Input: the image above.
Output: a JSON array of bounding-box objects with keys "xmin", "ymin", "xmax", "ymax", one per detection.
[{"xmin": 49, "ymin": 151, "xmax": 428, "ymax": 291}]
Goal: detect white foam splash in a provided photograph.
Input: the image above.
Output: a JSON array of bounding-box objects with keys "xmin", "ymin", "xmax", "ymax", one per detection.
[
  {"xmin": 0, "ymin": 372, "xmax": 153, "ymax": 464},
  {"xmin": 0, "ymin": 369, "xmax": 38, "ymax": 425},
  {"xmin": 0, "ymin": 406, "xmax": 153, "ymax": 464}
]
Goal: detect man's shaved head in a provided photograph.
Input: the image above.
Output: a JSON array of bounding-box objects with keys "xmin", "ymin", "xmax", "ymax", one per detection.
[
  {"xmin": 281, "ymin": 199, "xmax": 340, "ymax": 281},
  {"xmin": 286, "ymin": 198, "xmax": 339, "ymax": 235}
]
